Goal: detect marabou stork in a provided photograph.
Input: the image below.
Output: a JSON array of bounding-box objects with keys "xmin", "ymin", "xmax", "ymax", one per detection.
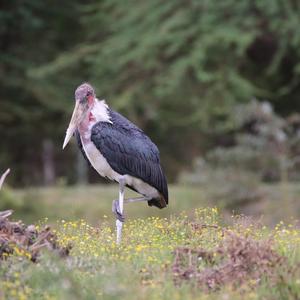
[{"xmin": 62, "ymin": 83, "xmax": 168, "ymax": 243}]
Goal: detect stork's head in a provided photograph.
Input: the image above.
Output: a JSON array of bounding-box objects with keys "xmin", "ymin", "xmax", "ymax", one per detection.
[{"xmin": 62, "ymin": 83, "xmax": 96, "ymax": 149}]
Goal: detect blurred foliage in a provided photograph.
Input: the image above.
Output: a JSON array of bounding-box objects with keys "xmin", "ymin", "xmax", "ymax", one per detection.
[
  {"xmin": 207, "ymin": 100, "xmax": 300, "ymax": 181},
  {"xmin": 1, "ymin": 0, "xmax": 300, "ymax": 185},
  {"xmin": 180, "ymin": 100, "xmax": 300, "ymax": 208},
  {"xmin": 179, "ymin": 159, "xmax": 264, "ymax": 210},
  {"xmin": 0, "ymin": 188, "xmax": 42, "ymax": 222},
  {"xmin": 0, "ymin": 0, "xmax": 83, "ymax": 185},
  {"xmin": 0, "ymin": 188, "xmax": 23, "ymax": 212}
]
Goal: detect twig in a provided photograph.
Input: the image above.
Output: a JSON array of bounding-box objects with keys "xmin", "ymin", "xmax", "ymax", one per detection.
[
  {"xmin": 0, "ymin": 168, "xmax": 10, "ymax": 190},
  {"xmin": 0, "ymin": 210, "xmax": 13, "ymax": 218}
]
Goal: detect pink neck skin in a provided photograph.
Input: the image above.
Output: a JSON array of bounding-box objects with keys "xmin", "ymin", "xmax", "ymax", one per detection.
[{"xmin": 78, "ymin": 97, "xmax": 96, "ymax": 142}]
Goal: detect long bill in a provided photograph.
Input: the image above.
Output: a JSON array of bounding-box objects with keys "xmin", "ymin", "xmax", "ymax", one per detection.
[{"xmin": 62, "ymin": 101, "xmax": 86, "ymax": 149}]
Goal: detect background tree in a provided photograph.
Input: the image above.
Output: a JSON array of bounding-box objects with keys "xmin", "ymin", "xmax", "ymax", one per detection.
[{"xmin": 1, "ymin": 0, "xmax": 300, "ymax": 185}]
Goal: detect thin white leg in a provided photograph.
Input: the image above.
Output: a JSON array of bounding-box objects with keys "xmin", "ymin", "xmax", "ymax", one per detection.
[
  {"xmin": 112, "ymin": 196, "xmax": 151, "ymax": 222},
  {"xmin": 124, "ymin": 196, "xmax": 151, "ymax": 203},
  {"xmin": 116, "ymin": 176, "xmax": 125, "ymax": 244}
]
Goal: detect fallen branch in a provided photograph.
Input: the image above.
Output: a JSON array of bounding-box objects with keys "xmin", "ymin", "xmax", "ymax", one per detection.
[
  {"xmin": 0, "ymin": 210, "xmax": 13, "ymax": 218},
  {"xmin": 0, "ymin": 210, "xmax": 71, "ymax": 261},
  {"xmin": 0, "ymin": 168, "xmax": 10, "ymax": 190}
]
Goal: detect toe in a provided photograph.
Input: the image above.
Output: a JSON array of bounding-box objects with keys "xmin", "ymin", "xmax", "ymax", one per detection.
[
  {"xmin": 116, "ymin": 212, "xmax": 125, "ymax": 222},
  {"xmin": 112, "ymin": 199, "xmax": 118, "ymax": 213}
]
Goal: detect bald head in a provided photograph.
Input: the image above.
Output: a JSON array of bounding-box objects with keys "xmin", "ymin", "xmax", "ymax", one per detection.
[{"xmin": 75, "ymin": 83, "xmax": 95, "ymax": 102}]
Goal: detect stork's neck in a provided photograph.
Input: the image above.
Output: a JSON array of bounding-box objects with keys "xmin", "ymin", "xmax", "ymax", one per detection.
[
  {"xmin": 78, "ymin": 98, "xmax": 112, "ymax": 141},
  {"xmin": 90, "ymin": 99, "xmax": 112, "ymax": 123}
]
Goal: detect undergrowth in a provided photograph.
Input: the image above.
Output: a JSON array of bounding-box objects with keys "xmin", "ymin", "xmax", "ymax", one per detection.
[{"xmin": 1, "ymin": 208, "xmax": 300, "ymax": 300}]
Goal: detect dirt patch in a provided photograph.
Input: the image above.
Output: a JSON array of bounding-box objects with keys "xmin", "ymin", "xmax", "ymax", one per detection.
[
  {"xmin": 0, "ymin": 210, "xmax": 71, "ymax": 262},
  {"xmin": 172, "ymin": 230, "xmax": 287, "ymax": 290}
]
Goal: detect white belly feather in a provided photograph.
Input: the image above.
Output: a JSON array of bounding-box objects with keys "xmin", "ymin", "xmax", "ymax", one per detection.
[{"xmin": 80, "ymin": 137, "xmax": 120, "ymax": 180}]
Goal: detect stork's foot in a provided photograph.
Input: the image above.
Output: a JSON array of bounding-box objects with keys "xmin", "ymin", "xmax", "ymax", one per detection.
[{"xmin": 112, "ymin": 199, "xmax": 125, "ymax": 222}]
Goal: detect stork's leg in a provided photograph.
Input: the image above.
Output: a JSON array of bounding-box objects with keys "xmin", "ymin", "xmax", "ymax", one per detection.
[
  {"xmin": 115, "ymin": 176, "xmax": 125, "ymax": 244},
  {"xmin": 124, "ymin": 196, "xmax": 151, "ymax": 204},
  {"xmin": 112, "ymin": 200, "xmax": 125, "ymax": 222},
  {"xmin": 112, "ymin": 196, "xmax": 151, "ymax": 221}
]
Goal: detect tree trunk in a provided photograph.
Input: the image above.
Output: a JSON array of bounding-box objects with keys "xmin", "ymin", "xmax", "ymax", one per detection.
[{"xmin": 42, "ymin": 139, "xmax": 55, "ymax": 186}]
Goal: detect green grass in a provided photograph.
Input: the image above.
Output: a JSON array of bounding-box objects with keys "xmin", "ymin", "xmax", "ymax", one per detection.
[
  {"xmin": 1, "ymin": 207, "xmax": 300, "ymax": 300},
  {"xmin": 3, "ymin": 182, "xmax": 300, "ymax": 225},
  {"xmin": 1, "ymin": 184, "xmax": 300, "ymax": 299},
  {"xmin": 6, "ymin": 184, "xmax": 211, "ymax": 224}
]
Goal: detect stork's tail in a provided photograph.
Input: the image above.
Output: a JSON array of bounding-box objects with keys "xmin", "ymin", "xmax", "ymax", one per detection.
[{"xmin": 147, "ymin": 194, "xmax": 168, "ymax": 209}]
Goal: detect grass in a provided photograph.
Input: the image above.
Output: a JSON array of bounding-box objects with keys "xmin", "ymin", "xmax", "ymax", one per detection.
[
  {"xmin": 1, "ymin": 184, "xmax": 300, "ymax": 299},
  {"xmin": 2, "ymin": 182, "xmax": 300, "ymax": 225},
  {"xmin": 1, "ymin": 207, "xmax": 300, "ymax": 299},
  {"xmin": 4, "ymin": 184, "xmax": 211, "ymax": 224}
]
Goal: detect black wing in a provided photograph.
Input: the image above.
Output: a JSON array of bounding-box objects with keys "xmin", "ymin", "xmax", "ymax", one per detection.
[{"xmin": 90, "ymin": 110, "xmax": 168, "ymax": 206}]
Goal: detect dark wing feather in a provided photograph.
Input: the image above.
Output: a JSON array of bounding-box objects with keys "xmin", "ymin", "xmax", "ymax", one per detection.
[{"xmin": 91, "ymin": 110, "xmax": 168, "ymax": 205}]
